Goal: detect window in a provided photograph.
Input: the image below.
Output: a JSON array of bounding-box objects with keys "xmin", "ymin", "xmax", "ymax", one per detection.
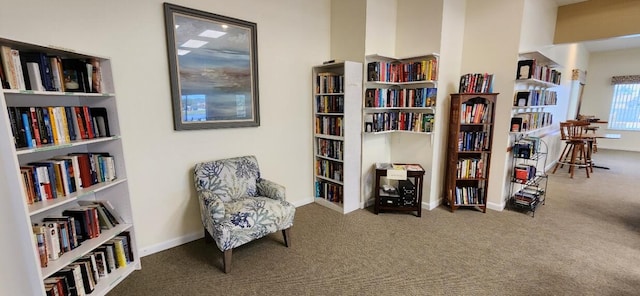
[{"xmin": 609, "ymin": 76, "xmax": 640, "ymax": 131}]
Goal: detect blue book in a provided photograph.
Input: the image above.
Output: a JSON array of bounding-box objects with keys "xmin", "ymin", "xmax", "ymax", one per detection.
[{"xmin": 21, "ymin": 113, "xmax": 34, "ymax": 148}]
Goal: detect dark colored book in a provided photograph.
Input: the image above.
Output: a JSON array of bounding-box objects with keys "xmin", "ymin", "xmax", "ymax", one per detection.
[
  {"xmin": 20, "ymin": 52, "xmax": 54, "ymax": 91},
  {"xmin": 64, "ymin": 106, "xmax": 77, "ymax": 141},
  {"xmin": 516, "ymin": 59, "xmax": 535, "ymax": 80},
  {"xmin": 53, "ymin": 268, "xmax": 80, "ymax": 296},
  {"xmin": 514, "ymin": 91, "xmax": 529, "ymax": 107},
  {"xmin": 68, "ymin": 153, "xmax": 93, "ymax": 188},
  {"xmin": 510, "ymin": 117, "xmax": 523, "ymax": 132},
  {"xmin": 61, "ymin": 59, "xmax": 89, "ymax": 92},
  {"xmin": 7, "ymin": 106, "xmax": 27, "ymax": 148},
  {"xmin": 90, "ymin": 107, "xmax": 110, "ymax": 137}
]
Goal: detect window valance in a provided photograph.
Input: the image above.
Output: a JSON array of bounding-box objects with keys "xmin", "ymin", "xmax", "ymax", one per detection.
[{"xmin": 611, "ymin": 75, "xmax": 640, "ymax": 85}]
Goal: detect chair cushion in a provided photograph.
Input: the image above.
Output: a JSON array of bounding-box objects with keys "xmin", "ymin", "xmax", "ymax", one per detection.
[{"xmin": 224, "ymin": 196, "xmax": 293, "ymax": 230}]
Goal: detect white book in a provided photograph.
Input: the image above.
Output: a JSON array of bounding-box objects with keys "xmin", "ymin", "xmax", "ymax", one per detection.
[
  {"xmin": 67, "ymin": 263, "xmax": 86, "ymax": 296},
  {"xmin": 44, "ymin": 223, "xmax": 61, "ymax": 260},
  {"xmin": 49, "ymin": 57, "xmax": 63, "ymax": 91},
  {"xmin": 26, "ymin": 62, "xmax": 45, "ymax": 91},
  {"xmin": 9, "ymin": 48, "xmax": 26, "ymax": 90}
]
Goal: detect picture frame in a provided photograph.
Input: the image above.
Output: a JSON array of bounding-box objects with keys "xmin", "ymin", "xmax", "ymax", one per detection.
[{"xmin": 163, "ymin": 3, "xmax": 260, "ymax": 130}]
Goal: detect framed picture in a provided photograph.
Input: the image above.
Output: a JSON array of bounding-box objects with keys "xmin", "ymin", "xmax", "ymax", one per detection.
[{"xmin": 163, "ymin": 3, "xmax": 260, "ymax": 130}]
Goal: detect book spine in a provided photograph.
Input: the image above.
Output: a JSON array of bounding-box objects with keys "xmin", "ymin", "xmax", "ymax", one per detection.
[
  {"xmin": 10, "ymin": 49, "xmax": 26, "ymax": 90},
  {"xmin": 21, "ymin": 113, "xmax": 34, "ymax": 148}
]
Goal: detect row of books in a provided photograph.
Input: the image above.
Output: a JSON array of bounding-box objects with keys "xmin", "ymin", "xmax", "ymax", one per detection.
[
  {"xmin": 514, "ymin": 164, "xmax": 538, "ymax": 183},
  {"xmin": 314, "ymin": 180, "xmax": 343, "ymax": 204},
  {"xmin": 0, "ymin": 45, "xmax": 103, "ymax": 93},
  {"xmin": 460, "ymin": 101, "xmax": 492, "ymax": 124},
  {"xmin": 513, "ymin": 90, "xmax": 557, "ymax": 107},
  {"xmin": 456, "ymin": 157, "xmax": 485, "ymax": 179},
  {"xmin": 7, "ymin": 105, "xmax": 110, "ymax": 149},
  {"xmin": 316, "ymin": 95, "xmax": 344, "ymax": 113},
  {"xmin": 457, "ymin": 131, "xmax": 490, "ymax": 152},
  {"xmin": 315, "ymin": 116, "xmax": 343, "ymax": 137},
  {"xmin": 42, "ymin": 231, "xmax": 133, "ymax": 296},
  {"xmin": 510, "ymin": 112, "xmax": 553, "ymax": 132},
  {"xmin": 364, "ymin": 112, "xmax": 435, "ymax": 133},
  {"xmin": 458, "ymin": 73, "xmax": 494, "ymax": 94},
  {"xmin": 516, "ymin": 59, "xmax": 561, "ymax": 85},
  {"xmin": 20, "ymin": 153, "xmax": 116, "ymax": 204},
  {"xmin": 364, "ymin": 87, "xmax": 437, "ymax": 108},
  {"xmin": 513, "ymin": 137, "xmax": 541, "ymax": 159},
  {"xmin": 315, "ymin": 159, "xmax": 343, "ymax": 182},
  {"xmin": 33, "ymin": 201, "xmax": 124, "ymax": 267},
  {"xmin": 316, "ymin": 138, "xmax": 343, "ymax": 160},
  {"xmin": 453, "ymin": 186, "xmax": 485, "ymax": 205},
  {"xmin": 367, "ymin": 58, "xmax": 438, "ymax": 82},
  {"xmin": 316, "ymin": 72, "xmax": 344, "ymax": 94}
]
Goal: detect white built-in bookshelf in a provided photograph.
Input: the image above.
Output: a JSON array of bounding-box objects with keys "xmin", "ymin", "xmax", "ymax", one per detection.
[
  {"xmin": 511, "ymin": 51, "xmax": 561, "ymax": 135},
  {"xmin": 0, "ymin": 36, "xmax": 140, "ymax": 295},
  {"xmin": 312, "ymin": 61, "xmax": 362, "ymax": 214}
]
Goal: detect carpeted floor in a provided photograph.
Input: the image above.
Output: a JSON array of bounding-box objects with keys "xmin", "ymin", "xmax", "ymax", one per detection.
[{"xmin": 108, "ymin": 149, "xmax": 640, "ymax": 296}]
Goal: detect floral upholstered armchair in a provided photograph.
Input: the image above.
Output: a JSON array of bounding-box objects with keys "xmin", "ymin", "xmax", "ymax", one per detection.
[{"xmin": 194, "ymin": 155, "xmax": 295, "ymax": 273}]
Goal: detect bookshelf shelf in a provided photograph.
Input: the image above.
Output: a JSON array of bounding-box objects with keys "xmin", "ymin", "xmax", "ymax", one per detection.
[
  {"xmin": 445, "ymin": 93, "xmax": 498, "ymax": 213},
  {"xmin": 0, "ymin": 36, "xmax": 139, "ymax": 295},
  {"xmin": 312, "ymin": 61, "xmax": 362, "ymax": 214}
]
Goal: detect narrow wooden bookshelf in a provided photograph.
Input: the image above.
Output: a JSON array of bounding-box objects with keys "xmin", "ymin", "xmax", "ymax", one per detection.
[
  {"xmin": 0, "ymin": 36, "xmax": 140, "ymax": 295},
  {"xmin": 445, "ymin": 93, "xmax": 498, "ymax": 213},
  {"xmin": 312, "ymin": 61, "xmax": 362, "ymax": 214}
]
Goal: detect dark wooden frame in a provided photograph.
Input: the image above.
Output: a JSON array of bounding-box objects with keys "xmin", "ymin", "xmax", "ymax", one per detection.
[{"xmin": 163, "ymin": 3, "xmax": 260, "ymax": 130}]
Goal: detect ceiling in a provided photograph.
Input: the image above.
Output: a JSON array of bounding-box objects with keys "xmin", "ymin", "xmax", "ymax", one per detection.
[{"xmin": 580, "ymin": 35, "xmax": 640, "ymax": 52}]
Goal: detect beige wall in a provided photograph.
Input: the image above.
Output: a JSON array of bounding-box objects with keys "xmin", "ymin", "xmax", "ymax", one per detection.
[
  {"xmin": 580, "ymin": 47, "xmax": 640, "ymax": 152},
  {"xmin": 0, "ymin": 0, "xmax": 332, "ymax": 254},
  {"xmin": 555, "ymin": 0, "xmax": 640, "ymax": 43},
  {"xmin": 331, "ymin": 0, "xmax": 367, "ymax": 62}
]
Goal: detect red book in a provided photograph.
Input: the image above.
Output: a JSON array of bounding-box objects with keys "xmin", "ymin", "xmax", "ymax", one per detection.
[
  {"xmin": 82, "ymin": 106, "xmax": 95, "ymax": 139},
  {"xmin": 69, "ymin": 153, "xmax": 93, "ymax": 188},
  {"xmin": 74, "ymin": 106, "xmax": 88, "ymax": 139}
]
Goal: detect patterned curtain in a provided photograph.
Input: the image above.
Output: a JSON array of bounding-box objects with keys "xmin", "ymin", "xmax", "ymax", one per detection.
[{"xmin": 611, "ymin": 75, "xmax": 640, "ymax": 85}]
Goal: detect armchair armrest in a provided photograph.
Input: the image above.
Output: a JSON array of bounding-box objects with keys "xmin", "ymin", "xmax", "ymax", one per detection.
[
  {"xmin": 257, "ymin": 178, "xmax": 286, "ymax": 201},
  {"xmin": 198, "ymin": 191, "xmax": 226, "ymax": 224}
]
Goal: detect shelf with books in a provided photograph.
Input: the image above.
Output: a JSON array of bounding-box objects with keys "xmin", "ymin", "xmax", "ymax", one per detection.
[
  {"xmin": 363, "ymin": 54, "xmax": 437, "ymax": 135},
  {"xmin": 0, "ymin": 36, "xmax": 139, "ymax": 296},
  {"xmin": 312, "ymin": 61, "xmax": 362, "ymax": 214},
  {"xmin": 512, "ymin": 51, "xmax": 561, "ymax": 138},
  {"xmin": 445, "ymin": 93, "xmax": 498, "ymax": 213}
]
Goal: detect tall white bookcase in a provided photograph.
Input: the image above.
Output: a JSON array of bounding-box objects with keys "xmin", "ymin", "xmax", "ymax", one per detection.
[
  {"xmin": 0, "ymin": 37, "xmax": 140, "ymax": 295},
  {"xmin": 312, "ymin": 61, "xmax": 363, "ymax": 214}
]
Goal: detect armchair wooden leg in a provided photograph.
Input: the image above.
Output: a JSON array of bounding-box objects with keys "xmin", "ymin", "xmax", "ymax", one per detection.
[
  {"xmin": 203, "ymin": 227, "xmax": 213, "ymax": 244},
  {"xmin": 223, "ymin": 249, "xmax": 232, "ymax": 273},
  {"xmin": 282, "ymin": 228, "xmax": 291, "ymax": 248}
]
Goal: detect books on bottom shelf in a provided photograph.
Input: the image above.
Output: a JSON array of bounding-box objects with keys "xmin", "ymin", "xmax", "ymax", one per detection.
[
  {"xmin": 42, "ymin": 231, "xmax": 134, "ymax": 296},
  {"xmin": 513, "ymin": 187, "xmax": 544, "ymax": 206}
]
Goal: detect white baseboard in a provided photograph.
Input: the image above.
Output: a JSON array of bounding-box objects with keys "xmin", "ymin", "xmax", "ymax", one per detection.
[{"xmin": 487, "ymin": 201, "xmax": 505, "ymax": 211}]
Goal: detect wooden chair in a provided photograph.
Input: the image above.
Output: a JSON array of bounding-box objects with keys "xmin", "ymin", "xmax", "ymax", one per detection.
[{"xmin": 552, "ymin": 121, "xmax": 591, "ymax": 178}]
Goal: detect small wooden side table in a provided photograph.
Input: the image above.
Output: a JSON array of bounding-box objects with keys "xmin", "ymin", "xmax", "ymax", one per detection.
[{"xmin": 374, "ymin": 163, "xmax": 425, "ymax": 217}]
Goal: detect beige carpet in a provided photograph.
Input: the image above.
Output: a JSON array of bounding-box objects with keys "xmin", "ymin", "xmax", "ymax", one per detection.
[{"xmin": 108, "ymin": 149, "xmax": 640, "ymax": 296}]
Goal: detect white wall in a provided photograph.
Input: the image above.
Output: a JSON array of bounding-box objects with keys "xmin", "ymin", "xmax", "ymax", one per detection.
[
  {"xmin": 460, "ymin": 0, "xmax": 524, "ymax": 210},
  {"xmin": 581, "ymin": 47, "xmax": 640, "ymax": 152},
  {"xmin": 0, "ymin": 0, "xmax": 332, "ymax": 254}
]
